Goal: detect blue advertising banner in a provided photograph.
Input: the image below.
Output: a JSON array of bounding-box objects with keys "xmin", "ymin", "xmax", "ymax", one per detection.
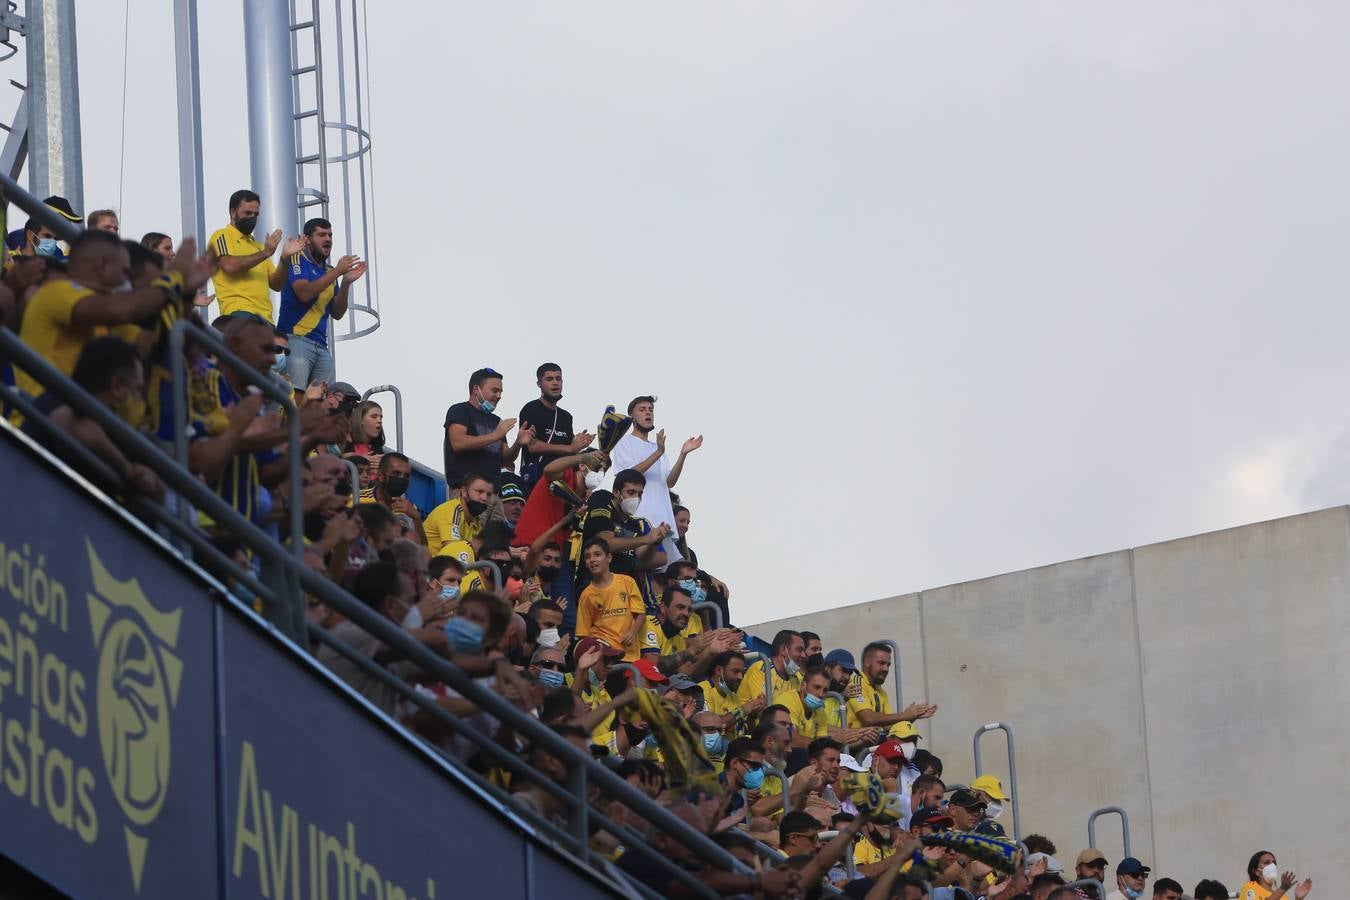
[{"xmin": 0, "ymin": 435, "xmax": 218, "ymax": 897}]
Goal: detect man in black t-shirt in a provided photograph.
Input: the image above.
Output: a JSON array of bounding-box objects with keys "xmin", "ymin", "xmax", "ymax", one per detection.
[
  {"xmin": 442, "ymin": 367, "xmax": 532, "ymax": 487},
  {"xmin": 516, "ymin": 362, "xmax": 592, "ymax": 491},
  {"xmin": 579, "ymin": 468, "xmax": 670, "ymax": 612}
]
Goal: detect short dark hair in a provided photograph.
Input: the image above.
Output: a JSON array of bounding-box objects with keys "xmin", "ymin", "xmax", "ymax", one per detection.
[
  {"xmin": 771, "ymin": 630, "xmax": 801, "ymax": 656},
  {"xmin": 352, "ymin": 561, "xmax": 403, "ymax": 611},
  {"xmin": 87, "ymin": 209, "xmax": 118, "ymax": 228},
  {"xmin": 581, "ymin": 537, "xmax": 611, "ymax": 558},
  {"xmin": 356, "ymin": 501, "xmax": 397, "ymax": 534},
  {"xmin": 626, "ymin": 395, "xmax": 655, "ymax": 415},
  {"xmin": 541, "ymin": 686, "xmax": 576, "ymax": 723},
  {"xmin": 862, "ymin": 641, "xmax": 892, "ymax": 662},
  {"xmin": 778, "ymin": 811, "xmax": 820, "ymax": 846},
  {"xmin": 303, "ymin": 217, "xmax": 332, "ymax": 235},
  {"xmin": 536, "ymin": 363, "xmax": 561, "ymax": 379},
  {"xmin": 800, "ymin": 631, "xmax": 821, "ymax": 645},
  {"xmin": 124, "ymin": 240, "xmax": 163, "ymax": 279},
  {"xmin": 1193, "ymin": 879, "xmax": 1230, "ymax": 900},
  {"xmin": 612, "ymin": 468, "xmax": 645, "ymax": 495},
  {"xmin": 428, "ymin": 556, "xmax": 464, "ymax": 580},
  {"xmin": 1154, "ymin": 880, "xmax": 1183, "ymax": 895},
  {"xmin": 807, "ymin": 737, "xmax": 841, "ymax": 760},
  {"xmin": 663, "ymin": 583, "xmax": 693, "ymax": 605},
  {"xmin": 1022, "ymin": 834, "xmax": 1057, "ymax": 856},
  {"xmin": 69, "ymin": 228, "xmax": 122, "ymax": 262},
  {"xmin": 460, "ymin": 471, "xmax": 495, "ymax": 491},
  {"xmin": 725, "ymin": 738, "xmax": 764, "ymax": 763},
  {"xmin": 459, "ymin": 589, "xmax": 511, "ymax": 641},
  {"xmin": 468, "ymin": 367, "xmax": 502, "ymax": 390},
  {"xmin": 749, "ymin": 720, "xmax": 778, "ymax": 744},
  {"xmin": 529, "ymin": 599, "xmax": 563, "ymax": 618},
  {"xmin": 1032, "ymin": 874, "xmax": 1066, "ymax": 890},
  {"xmin": 911, "ymin": 774, "xmax": 943, "ymax": 796},
  {"xmin": 800, "ymin": 666, "xmax": 828, "ymax": 685},
  {"xmin": 710, "ymin": 650, "xmax": 745, "ymax": 672},
  {"xmin": 911, "ymin": 749, "xmax": 942, "ymax": 776},
  {"xmin": 378, "ymin": 451, "xmax": 410, "ymax": 472},
  {"xmin": 71, "ymin": 336, "xmax": 141, "ymax": 394},
  {"xmin": 1048, "ymin": 890, "xmax": 1083, "ymax": 900},
  {"xmin": 666, "ymin": 560, "xmax": 698, "ymax": 580},
  {"xmin": 229, "ymin": 189, "xmax": 260, "ymax": 210},
  {"xmin": 761, "ymin": 703, "xmax": 790, "ymax": 722}
]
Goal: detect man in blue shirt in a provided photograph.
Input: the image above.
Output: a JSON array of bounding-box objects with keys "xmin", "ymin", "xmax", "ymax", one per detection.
[{"xmin": 276, "ymin": 217, "xmax": 365, "ymax": 395}]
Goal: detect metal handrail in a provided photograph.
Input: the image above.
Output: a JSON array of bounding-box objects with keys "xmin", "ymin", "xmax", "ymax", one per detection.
[
  {"xmin": 878, "ymin": 638, "xmax": 903, "ymax": 711},
  {"xmin": 610, "ymin": 662, "xmax": 645, "ymax": 689},
  {"xmin": 692, "ymin": 599, "xmax": 723, "ymax": 631},
  {"xmin": 0, "ymin": 171, "xmax": 81, "ymax": 242},
  {"xmin": 1066, "ymin": 878, "xmax": 1106, "ymax": 897},
  {"xmin": 465, "ymin": 558, "xmax": 502, "ymax": 591},
  {"xmin": 362, "ymin": 383, "xmax": 402, "ymax": 450},
  {"xmin": 973, "ymin": 722, "xmax": 1020, "ymax": 842},
  {"xmin": 763, "ymin": 763, "xmax": 789, "ymax": 821},
  {"xmin": 0, "ymin": 327, "xmax": 748, "ymax": 890},
  {"xmin": 826, "ymin": 690, "xmax": 848, "ymax": 729},
  {"xmin": 340, "ymin": 457, "xmax": 361, "ymax": 506},
  {"xmin": 1087, "ymin": 805, "xmax": 1131, "ymax": 860}
]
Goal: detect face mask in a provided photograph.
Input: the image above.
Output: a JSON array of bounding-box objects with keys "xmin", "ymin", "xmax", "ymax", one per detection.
[
  {"xmin": 583, "ymin": 470, "xmax": 604, "ymax": 491},
  {"xmin": 382, "ymin": 475, "xmax": 409, "ymax": 498},
  {"xmin": 900, "ymin": 741, "xmax": 917, "ymax": 760},
  {"xmin": 985, "ymin": 801, "xmax": 1003, "ymax": 820},
  {"xmin": 741, "ymin": 765, "xmax": 765, "ymax": 791},
  {"xmin": 439, "ymin": 584, "xmax": 459, "ymax": 602},
  {"xmin": 505, "ymin": 577, "xmax": 524, "ymax": 598},
  {"xmin": 803, "ymin": 693, "xmax": 824, "ymax": 711},
  {"xmin": 465, "ymin": 498, "xmax": 488, "ymax": 517},
  {"xmin": 443, "ymin": 616, "xmax": 484, "ymax": 654},
  {"xmin": 537, "ymin": 668, "xmax": 565, "ymax": 688},
  {"xmin": 619, "ymin": 497, "xmax": 641, "ymax": 516},
  {"xmin": 1122, "ymin": 888, "xmax": 1141, "ymax": 900},
  {"xmin": 587, "ymin": 670, "xmax": 601, "ymax": 690},
  {"xmin": 678, "ymin": 577, "xmax": 707, "ymax": 605},
  {"xmin": 35, "ymin": 237, "xmax": 58, "ymax": 257},
  {"xmin": 785, "ymin": 659, "xmax": 801, "ymax": 676},
  {"xmin": 536, "ymin": 565, "xmax": 561, "ymax": 583},
  {"xmin": 475, "ymin": 392, "xmax": 496, "ymax": 414},
  {"xmin": 401, "ymin": 603, "xmax": 423, "ymax": 630},
  {"xmin": 537, "ymin": 627, "xmax": 561, "ymax": 648},
  {"xmin": 717, "ymin": 679, "xmax": 731, "ymax": 696},
  {"xmin": 1261, "ymin": 864, "xmax": 1279, "ymax": 885},
  {"xmin": 829, "ymin": 679, "xmax": 848, "ymax": 694},
  {"xmin": 702, "ymin": 733, "xmax": 726, "ymax": 755},
  {"xmin": 235, "ymin": 215, "xmax": 258, "ymax": 235}
]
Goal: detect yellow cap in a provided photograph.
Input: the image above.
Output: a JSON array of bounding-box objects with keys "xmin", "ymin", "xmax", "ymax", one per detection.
[
  {"xmin": 888, "ymin": 721, "xmax": 922, "ymax": 740},
  {"xmin": 970, "ymin": 774, "xmax": 1009, "ymax": 801}
]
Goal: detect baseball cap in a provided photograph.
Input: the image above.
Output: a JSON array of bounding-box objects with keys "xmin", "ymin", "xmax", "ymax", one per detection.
[
  {"xmin": 824, "ymin": 649, "xmax": 857, "ymax": 671},
  {"xmin": 500, "ymin": 483, "xmax": 526, "ymax": 502},
  {"xmin": 42, "ymin": 195, "xmax": 81, "ymax": 222},
  {"xmin": 839, "ymin": 753, "xmax": 868, "ymax": 773},
  {"xmin": 667, "ymin": 673, "xmax": 703, "ymax": 692},
  {"xmin": 969, "ymin": 774, "xmax": 1009, "ymax": 802},
  {"xmin": 573, "ymin": 637, "xmax": 622, "ymax": 660},
  {"xmin": 633, "ymin": 656, "xmax": 668, "ymax": 685},
  {"xmin": 872, "ymin": 738, "xmax": 908, "ymax": 761},
  {"xmin": 910, "ymin": 805, "xmax": 953, "ymax": 829},
  {"xmin": 972, "ymin": 819, "xmax": 1006, "ymax": 837},
  {"xmin": 1117, "ymin": 857, "xmax": 1151, "ymax": 877},
  {"xmin": 1026, "ymin": 852, "xmax": 1063, "ymax": 875},
  {"xmin": 327, "ymin": 381, "xmax": 361, "ymax": 398},
  {"xmin": 888, "ymin": 721, "xmax": 922, "ymax": 741},
  {"xmin": 1076, "ymin": 849, "xmax": 1108, "ymax": 867},
  {"xmin": 948, "ymin": 789, "xmax": 986, "ymax": 809}
]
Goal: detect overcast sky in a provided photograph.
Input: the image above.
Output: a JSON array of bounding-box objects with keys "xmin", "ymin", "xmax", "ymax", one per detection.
[{"xmin": 47, "ymin": 2, "xmax": 1350, "ymax": 625}]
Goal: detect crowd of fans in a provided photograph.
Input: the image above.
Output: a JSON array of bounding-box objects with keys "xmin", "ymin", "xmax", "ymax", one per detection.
[{"xmin": 0, "ymin": 189, "xmax": 1319, "ymax": 900}]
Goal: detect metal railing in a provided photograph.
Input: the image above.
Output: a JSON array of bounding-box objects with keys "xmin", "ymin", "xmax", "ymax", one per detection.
[
  {"xmin": 692, "ymin": 599, "xmax": 723, "ymax": 631},
  {"xmin": 972, "ymin": 721, "xmax": 1021, "ymax": 841},
  {"xmin": 339, "ymin": 457, "xmax": 361, "ymax": 505},
  {"xmin": 1066, "ymin": 878, "xmax": 1106, "ymax": 898},
  {"xmin": 826, "ymin": 690, "xmax": 848, "ymax": 729},
  {"xmin": 878, "ymin": 638, "xmax": 904, "ymax": 711},
  {"xmin": 362, "ymin": 383, "xmax": 402, "ymax": 450},
  {"xmin": 1087, "ymin": 805, "xmax": 1131, "ymax": 860}
]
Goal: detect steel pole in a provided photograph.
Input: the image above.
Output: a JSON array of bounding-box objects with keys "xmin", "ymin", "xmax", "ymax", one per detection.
[
  {"xmin": 243, "ymin": 0, "xmax": 299, "ymax": 237},
  {"xmin": 26, "ymin": 0, "xmax": 83, "ymax": 211},
  {"xmin": 173, "ymin": 0, "xmax": 206, "ymax": 245}
]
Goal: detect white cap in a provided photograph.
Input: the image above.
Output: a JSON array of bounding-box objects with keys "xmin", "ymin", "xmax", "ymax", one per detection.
[
  {"xmin": 1026, "ymin": 852, "xmax": 1063, "ymax": 874},
  {"xmin": 839, "ymin": 753, "xmax": 868, "ymax": 773}
]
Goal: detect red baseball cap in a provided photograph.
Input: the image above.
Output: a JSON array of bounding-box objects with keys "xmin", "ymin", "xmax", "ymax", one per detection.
[
  {"xmin": 873, "ymin": 738, "xmax": 908, "ymax": 761},
  {"xmin": 633, "ymin": 656, "xmax": 668, "ymax": 685},
  {"xmin": 574, "ymin": 637, "xmax": 623, "ymax": 660}
]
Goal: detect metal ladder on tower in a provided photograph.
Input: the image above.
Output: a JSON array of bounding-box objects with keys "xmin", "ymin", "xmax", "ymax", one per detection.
[{"xmin": 289, "ymin": 0, "xmax": 329, "ymax": 220}]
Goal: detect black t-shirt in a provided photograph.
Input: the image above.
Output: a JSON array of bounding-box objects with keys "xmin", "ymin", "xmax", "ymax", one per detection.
[
  {"xmin": 517, "ymin": 399, "xmax": 575, "ymax": 483},
  {"xmin": 443, "ymin": 400, "xmax": 502, "ymax": 487}
]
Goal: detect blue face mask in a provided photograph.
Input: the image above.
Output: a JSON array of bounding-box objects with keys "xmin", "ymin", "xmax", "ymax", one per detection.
[
  {"xmin": 35, "ymin": 237, "xmax": 58, "ymax": 257},
  {"xmin": 678, "ymin": 578, "xmax": 707, "ymax": 605},
  {"xmin": 443, "ymin": 616, "xmax": 484, "ymax": 655},
  {"xmin": 702, "ymin": 733, "xmax": 725, "ymax": 755},
  {"xmin": 440, "ymin": 585, "xmax": 459, "ymax": 601},
  {"xmin": 803, "ymin": 693, "xmax": 824, "ymax": 711},
  {"xmin": 741, "ymin": 764, "xmax": 765, "ymax": 791},
  {"xmin": 477, "ymin": 394, "xmax": 496, "ymax": 414},
  {"xmin": 718, "ymin": 679, "xmax": 731, "ymax": 696},
  {"xmin": 1123, "ymin": 889, "xmax": 1142, "ymax": 900},
  {"xmin": 537, "ymin": 668, "xmax": 566, "ymax": 688},
  {"xmin": 588, "ymin": 670, "xmax": 601, "ymax": 690}
]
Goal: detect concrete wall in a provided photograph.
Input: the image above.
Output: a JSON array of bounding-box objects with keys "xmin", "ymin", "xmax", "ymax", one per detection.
[{"xmin": 749, "ymin": 506, "xmax": 1350, "ymax": 890}]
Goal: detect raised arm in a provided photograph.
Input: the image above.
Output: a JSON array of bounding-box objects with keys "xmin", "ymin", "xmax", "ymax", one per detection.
[
  {"xmin": 666, "ymin": 435, "xmax": 702, "ymax": 488},
  {"xmin": 629, "ymin": 429, "xmax": 666, "ymax": 475},
  {"xmin": 212, "ymin": 228, "xmax": 282, "ymax": 276},
  {"xmin": 524, "ymin": 509, "xmax": 579, "ymax": 575},
  {"xmin": 447, "ymin": 416, "xmax": 515, "ymax": 452}
]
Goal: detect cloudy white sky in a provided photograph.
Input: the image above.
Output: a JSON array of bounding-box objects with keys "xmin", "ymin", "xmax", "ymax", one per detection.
[{"xmin": 39, "ymin": 2, "xmax": 1350, "ymax": 624}]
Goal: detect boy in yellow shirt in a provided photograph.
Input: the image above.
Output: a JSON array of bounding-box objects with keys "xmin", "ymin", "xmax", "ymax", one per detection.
[{"xmin": 575, "ymin": 538, "xmax": 644, "ymax": 660}]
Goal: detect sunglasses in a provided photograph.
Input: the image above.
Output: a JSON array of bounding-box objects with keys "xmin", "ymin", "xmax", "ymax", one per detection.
[
  {"xmin": 536, "ymin": 662, "xmax": 565, "ymax": 671},
  {"xmin": 272, "ymin": 345, "xmax": 291, "ymax": 356}
]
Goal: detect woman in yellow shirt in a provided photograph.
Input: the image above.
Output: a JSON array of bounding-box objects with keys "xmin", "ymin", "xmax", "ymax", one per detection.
[{"xmin": 1238, "ymin": 850, "xmax": 1311, "ymax": 900}]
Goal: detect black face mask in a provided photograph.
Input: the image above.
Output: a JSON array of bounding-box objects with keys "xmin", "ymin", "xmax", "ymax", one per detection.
[
  {"xmin": 623, "ymin": 722, "xmax": 650, "ymax": 744},
  {"xmin": 829, "ymin": 679, "xmax": 848, "ymax": 694},
  {"xmin": 535, "ymin": 565, "xmax": 561, "ymax": 583},
  {"xmin": 805, "ymin": 652, "xmax": 825, "ymax": 670},
  {"xmin": 465, "ymin": 498, "xmax": 488, "ymax": 517},
  {"xmin": 382, "ymin": 475, "xmax": 409, "ymax": 498},
  {"xmin": 235, "ymin": 215, "xmax": 258, "ymax": 235}
]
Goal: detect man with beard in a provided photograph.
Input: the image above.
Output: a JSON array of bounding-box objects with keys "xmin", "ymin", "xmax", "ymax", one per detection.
[
  {"xmin": 423, "ymin": 471, "xmax": 494, "ymax": 555},
  {"xmin": 516, "ymin": 362, "xmax": 593, "ymax": 491},
  {"xmin": 278, "ymin": 217, "xmax": 365, "ymax": 393},
  {"xmin": 207, "ymin": 188, "xmax": 301, "ymax": 320}
]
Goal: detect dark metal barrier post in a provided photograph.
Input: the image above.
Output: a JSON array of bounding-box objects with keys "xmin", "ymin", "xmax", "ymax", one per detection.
[
  {"xmin": 763, "ymin": 764, "xmax": 789, "ymax": 821},
  {"xmin": 609, "ymin": 662, "xmax": 644, "ymax": 689},
  {"xmin": 692, "ymin": 600, "xmax": 723, "ymax": 631},
  {"xmin": 879, "ymin": 638, "xmax": 903, "ymax": 710},
  {"xmin": 826, "ymin": 690, "xmax": 847, "ymax": 729},
  {"xmin": 1087, "ymin": 806, "xmax": 1131, "ymax": 860},
  {"xmin": 973, "ymin": 721, "xmax": 1021, "ymax": 842},
  {"xmin": 340, "ymin": 458, "xmax": 361, "ymax": 507},
  {"xmin": 362, "ymin": 384, "xmax": 403, "ymax": 450},
  {"xmin": 1065, "ymin": 879, "xmax": 1105, "ymax": 898}
]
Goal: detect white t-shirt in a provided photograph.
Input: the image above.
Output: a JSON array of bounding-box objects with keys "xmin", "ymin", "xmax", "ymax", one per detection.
[{"xmin": 607, "ymin": 432, "xmax": 683, "ymax": 566}]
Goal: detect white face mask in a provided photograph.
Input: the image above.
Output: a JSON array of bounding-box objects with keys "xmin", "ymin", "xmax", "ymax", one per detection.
[
  {"xmin": 985, "ymin": 801, "xmax": 1003, "ymax": 820},
  {"xmin": 900, "ymin": 741, "xmax": 917, "ymax": 760},
  {"xmin": 583, "ymin": 470, "xmax": 604, "ymax": 491},
  {"xmin": 401, "ymin": 603, "xmax": 422, "ymax": 630},
  {"xmin": 538, "ymin": 627, "xmax": 561, "ymax": 648},
  {"xmin": 619, "ymin": 496, "xmax": 641, "ymax": 516},
  {"xmin": 1261, "ymin": 863, "xmax": 1279, "ymax": 885}
]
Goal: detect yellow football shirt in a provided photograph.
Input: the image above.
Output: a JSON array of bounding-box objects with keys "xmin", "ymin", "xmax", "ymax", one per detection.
[
  {"xmin": 423, "ymin": 497, "xmax": 482, "ymax": 555},
  {"xmin": 854, "ymin": 832, "xmax": 894, "ymax": 866},
  {"xmin": 698, "ymin": 679, "xmax": 743, "ymax": 718},
  {"xmin": 847, "ymin": 676, "xmax": 893, "ymax": 728},
  {"xmin": 738, "ymin": 659, "xmax": 801, "ymax": 707},
  {"xmin": 639, "ymin": 613, "xmax": 704, "ymax": 657},
  {"xmin": 15, "ymin": 279, "xmax": 100, "ymax": 399},
  {"xmin": 208, "ymin": 222, "xmax": 276, "ymax": 320},
  {"xmin": 576, "ymin": 574, "xmax": 644, "ymax": 660},
  {"xmin": 773, "ymin": 690, "xmax": 831, "ymax": 741}
]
